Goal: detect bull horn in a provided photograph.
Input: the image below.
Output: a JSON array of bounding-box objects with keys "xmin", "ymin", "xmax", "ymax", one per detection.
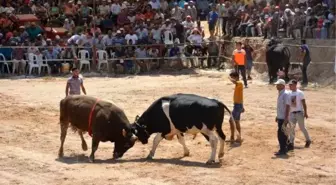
[
  {"xmin": 131, "ymin": 135, "xmax": 138, "ymax": 142},
  {"xmin": 122, "ymin": 129, "xmax": 127, "ymax": 137}
]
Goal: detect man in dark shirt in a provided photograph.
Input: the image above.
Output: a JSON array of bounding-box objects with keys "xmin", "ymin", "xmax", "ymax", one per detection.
[
  {"xmin": 173, "ymin": 18, "xmax": 185, "ymax": 43},
  {"xmin": 243, "ymin": 39, "xmax": 254, "ymax": 80},
  {"xmin": 299, "ymin": 39, "xmax": 311, "ymax": 86}
]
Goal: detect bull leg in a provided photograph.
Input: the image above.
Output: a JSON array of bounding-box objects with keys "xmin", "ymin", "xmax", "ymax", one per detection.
[
  {"xmin": 89, "ymin": 137, "xmax": 100, "ymax": 163},
  {"xmin": 215, "ymin": 128, "xmax": 226, "ymax": 159},
  {"xmin": 147, "ymin": 133, "xmax": 163, "ymax": 160},
  {"xmin": 58, "ymin": 121, "xmax": 69, "ymax": 158},
  {"xmin": 79, "ymin": 131, "xmax": 88, "ymax": 151},
  {"xmin": 268, "ymin": 66, "xmax": 273, "ymax": 84},
  {"xmin": 201, "ymin": 126, "xmax": 218, "ymax": 164},
  {"xmin": 177, "ymin": 133, "xmax": 190, "ymax": 157}
]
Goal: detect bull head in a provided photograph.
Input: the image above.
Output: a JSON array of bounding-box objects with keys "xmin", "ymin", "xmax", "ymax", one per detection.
[{"xmin": 122, "ymin": 129, "xmax": 138, "ymax": 142}]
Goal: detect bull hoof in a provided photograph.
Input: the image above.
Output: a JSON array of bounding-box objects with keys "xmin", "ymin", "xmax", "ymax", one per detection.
[
  {"xmin": 58, "ymin": 151, "xmax": 64, "ymax": 158},
  {"xmin": 218, "ymin": 153, "xmax": 224, "ymax": 159},
  {"xmin": 89, "ymin": 156, "xmax": 95, "ymax": 163},
  {"xmin": 206, "ymin": 159, "xmax": 216, "ymax": 165},
  {"xmin": 183, "ymin": 151, "xmax": 190, "ymax": 157},
  {"xmin": 82, "ymin": 143, "xmax": 88, "ymax": 151},
  {"xmin": 146, "ymin": 154, "xmax": 154, "ymax": 160}
]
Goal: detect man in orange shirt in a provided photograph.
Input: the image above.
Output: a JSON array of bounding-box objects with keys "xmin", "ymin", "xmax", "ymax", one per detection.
[{"xmin": 232, "ymin": 42, "xmax": 248, "ymax": 88}]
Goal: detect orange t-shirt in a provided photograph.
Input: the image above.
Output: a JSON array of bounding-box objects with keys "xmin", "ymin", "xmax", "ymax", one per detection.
[{"xmin": 233, "ymin": 49, "xmax": 246, "ymax": 66}]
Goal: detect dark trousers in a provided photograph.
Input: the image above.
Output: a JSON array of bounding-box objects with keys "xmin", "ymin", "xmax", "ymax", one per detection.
[
  {"xmin": 277, "ymin": 119, "xmax": 288, "ymax": 152},
  {"xmin": 235, "ymin": 65, "xmax": 248, "ymax": 87},
  {"xmin": 222, "ymin": 17, "xmax": 228, "ymax": 35},
  {"xmin": 302, "ymin": 62, "xmax": 310, "ymax": 85}
]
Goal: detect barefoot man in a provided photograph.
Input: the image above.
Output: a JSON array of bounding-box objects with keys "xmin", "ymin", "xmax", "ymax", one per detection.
[
  {"xmin": 65, "ymin": 68, "xmax": 87, "ymax": 96},
  {"xmin": 228, "ymin": 71, "xmax": 244, "ymax": 143}
]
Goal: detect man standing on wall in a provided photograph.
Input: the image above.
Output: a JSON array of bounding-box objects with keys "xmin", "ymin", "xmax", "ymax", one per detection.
[
  {"xmin": 299, "ymin": 39, "xmax": 311, "ymax": 86},
  {"xmin": 232, "ymin": 42, "xmax": 248, "ymax": 88}
]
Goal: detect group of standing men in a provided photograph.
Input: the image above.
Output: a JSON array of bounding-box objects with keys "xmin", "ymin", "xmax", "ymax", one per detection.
[
  {"xmin": 274, "ymin": 78, "xmax": 311, "ymax": 155},
  {"xmin": 230, "ymin": 39, "xmax": 312, "ymax": 156}
]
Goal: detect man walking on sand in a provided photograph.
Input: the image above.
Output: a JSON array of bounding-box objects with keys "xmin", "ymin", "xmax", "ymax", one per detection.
[
  {"xmin": 228, "ymin": 71, "xmax": 244, "ymax": 143},
  {"xmin": 286, "ymin": 79, "xmax": 311, "ymax": 151},
  {"xmin": 274, "ymin": 79, "xmax": 290, "ymax": 156},
  {"xmin": 65, "ymin": 68, "xmax": 87, "ymax": 96}
]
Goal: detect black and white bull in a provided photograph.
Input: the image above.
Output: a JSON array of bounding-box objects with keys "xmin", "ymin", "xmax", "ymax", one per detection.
[
  {"xmin": 58, "ymin": 95, "xmax": 138, "ymax": 162},
  {"xmin": 266, "ymin": 39, "xmax": 291, "ymax": 83},
  {"xmin": 131, "ymin": 93, "xmax": 239, "ymax": 164}
]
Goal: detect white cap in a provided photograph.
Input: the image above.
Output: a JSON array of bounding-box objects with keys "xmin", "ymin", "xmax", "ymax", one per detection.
[{"xmin": 274, "ymin": 79, "xmax": 286, "ymax": 85}]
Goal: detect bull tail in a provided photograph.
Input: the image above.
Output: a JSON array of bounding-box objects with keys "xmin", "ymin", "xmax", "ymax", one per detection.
[{"xmin": 222, "ymin": 104, "xmax": 241, "ymax": 140}]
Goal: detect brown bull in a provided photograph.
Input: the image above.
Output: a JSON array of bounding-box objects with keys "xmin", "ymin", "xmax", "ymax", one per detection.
[{"xmin": 58, "ymin": 95, "xmax": 137, "ymax": 162}]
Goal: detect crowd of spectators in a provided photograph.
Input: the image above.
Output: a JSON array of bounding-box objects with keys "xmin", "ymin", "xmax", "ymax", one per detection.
[
  {"xmin": 215, "ymin": 0, "xmax": 335, "ymax": 39},
  {"xmin": 0, "ymin": 0, "xmax": 334, "ymax": 75}
]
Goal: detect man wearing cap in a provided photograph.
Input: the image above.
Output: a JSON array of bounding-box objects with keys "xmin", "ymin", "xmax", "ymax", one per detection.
[
  {"xmin": 286, "ymin": 79, "xmax": 311, "ymax": 150},
  {"xmin": 274, "ymin": 79, "xmax": 290, "ymax": 155}
]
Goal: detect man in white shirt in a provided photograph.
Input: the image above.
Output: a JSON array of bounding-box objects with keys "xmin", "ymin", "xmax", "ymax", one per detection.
[
  {"xmin": 125, "ymin": 30, "xmax": 138, "ymax": 44},
  {"xmin": 98, "ymin": 0, "xmax": 111, "ymax": 16},
  {"xmin": 111, "ymin": 0, "xmax": 121, "ymax": 22},
  {"xmin": 285, "ymin": 79, "xmax": 311, "ymax": 151},
  {"xmin": 274, "ymin": 79, "xmax": 290, "ymax": 156}
]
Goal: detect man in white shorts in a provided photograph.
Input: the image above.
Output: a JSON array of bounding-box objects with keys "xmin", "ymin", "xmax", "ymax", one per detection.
[{"xmin": 286, "ymin": 79, "xmax": 311, "ymax": 151}]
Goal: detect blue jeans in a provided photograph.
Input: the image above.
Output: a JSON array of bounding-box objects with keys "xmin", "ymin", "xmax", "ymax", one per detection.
[
  {"xmin": 232, "ymin": 104, "xmax": 243, "ymax": 121},
  {"xmin": 246, "ymin": 60, "xmax": 253, "ymax": 70}
]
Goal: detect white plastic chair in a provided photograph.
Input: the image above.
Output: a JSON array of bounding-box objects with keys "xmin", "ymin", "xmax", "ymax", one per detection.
[
  {"xmin": 163, "ymin": 30, "xmax": 174, "ymax": 45},
  {"xmin": 40, "ymin": 56, "xmax": 51, "ymax": 75},
  {"xmin": 0, "ymin": 53, "xmax": 10, "ymax": 74},
  {"xmin": 78, "ymin": 50, "xmax": 90, "ymax": 71},
  {"xmin": 28, "ymin": 53, "xmax": 41, "ymax": 75},
  {"xmin": 96, "ymin": 50, "xmax": 108, "ymax": 71},
  {"xmin": 10, "ymin": 52, "xmax": 26, "ymax": 74}
]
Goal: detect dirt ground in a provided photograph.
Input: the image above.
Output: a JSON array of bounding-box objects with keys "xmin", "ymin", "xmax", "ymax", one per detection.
[{"xmin": 0, "ymin": 70, "xmax": 335, "ymax": 185}]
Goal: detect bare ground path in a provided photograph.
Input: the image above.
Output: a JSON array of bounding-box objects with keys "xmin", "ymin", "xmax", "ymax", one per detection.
[{"xmin": 0, "ymin": 71, "xmax": 335, "ymax": 185}]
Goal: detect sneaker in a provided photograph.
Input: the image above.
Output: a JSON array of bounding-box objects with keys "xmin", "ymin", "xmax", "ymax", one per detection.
[
  {"xmin": 287, "ymin": 143, "xmax": 294, "ymax": 151},
  {"xmin": 248, "ymin": 76, "xmax": 252, "ymax": 80},
  {"xmin": 305, "ymin": 140, "xmax": 311, "ymax": 148},
  {"xmin": 244, "ymin": 85, "xmax": 248, "ymax": 88},
  {"xmin": 274, "ymin": 150, "xmax": 287, "ymax": 156}
]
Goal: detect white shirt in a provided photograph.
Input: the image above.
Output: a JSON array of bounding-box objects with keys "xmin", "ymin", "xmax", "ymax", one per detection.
[
  {"xmin": 98, "ymin": 5, "xmax": 110, "ymax": 15},
  {"xmin": 67, "ymin": 34, "xmax": 80, "ymax": 45},
  {"xmin": 287, "ymin": 89, "xmax": 305, "ymax": 112},
  {"xmin": 149, "ymin": 0, "xmax": 160, "ymax": 9},
  {"xmin": 128, "ymin": 15, "xmax": 136, "ymax": 23},
  {"xmin": 111, "ymin": 3, "xmax": 121, "ymax": 15},
  {"xmin": 277, "ymin": 89, "xmax": 290, "ymax": 119},
  {"xmin": 182, "ymin": 21, "xmax": 196, "ymax": 30},
  {"xmin": 187, "ymin": 34, "xmax": 202, "ymax": 45},
  {"xmin": 103, "ymin": 35, "xmax": 114, "ymax": 46},
  {"xmin": 125, "ymin": 34, "xmax": 138, "ymax": 44},
  {"xmin": 151, "ymin": 28, "xmax": 162, "ymax": 41}
]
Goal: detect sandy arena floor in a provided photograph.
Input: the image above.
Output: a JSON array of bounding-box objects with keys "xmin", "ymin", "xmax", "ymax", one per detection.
[{"xmin": 0, "ymin": 70, "xmax": 335, "ymax": 185}]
